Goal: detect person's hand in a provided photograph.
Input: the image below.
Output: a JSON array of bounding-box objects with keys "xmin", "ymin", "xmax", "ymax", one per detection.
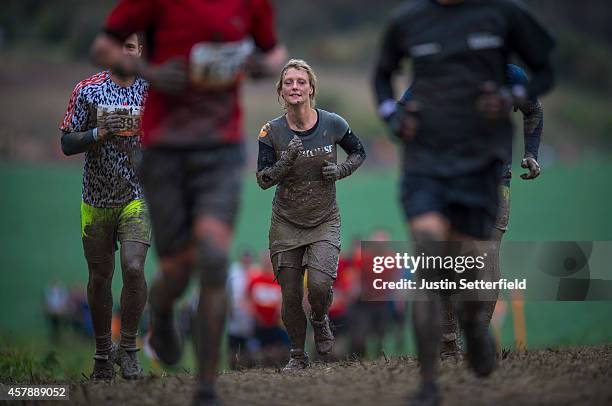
[
  {"xmin": 286, "ymin": 135, "xmax": 304, "ymax": 162},
  {"xmin": 520, "ymin": 155, "xmax": 541, "ymax": 179},
  {"xmin": 245, "ymin": 45, "xmax": 288, "ymax": 79},
  {"xmin": 476, "ymin": 81, "xmax": 513, "ymax": 120},
  {"xmin": 387, "ymin": 101, "xmax": 420, "ymax": 142},
  {"xmin": 144, "ymin": 58, "xmax": 188, "ymax": 95},
  {"xmin": 97, "ymin": 113, "xmax": 123, "ymax": 140},
  {"xmin": 322, "ymin": 160, "xmax": 339, "ymax": 181},
  {"xmin": 244, "ymin": 54, "xmax": 266, "ymax": 79}
]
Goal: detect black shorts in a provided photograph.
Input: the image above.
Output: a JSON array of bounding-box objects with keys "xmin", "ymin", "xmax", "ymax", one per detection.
[
  {"xmin": 139, "ymin": 144, "xmax": 244, "ymax": 257},
  {"xmin": 400, "ymin": 160, "xmax": 503, "ymax": 239}
]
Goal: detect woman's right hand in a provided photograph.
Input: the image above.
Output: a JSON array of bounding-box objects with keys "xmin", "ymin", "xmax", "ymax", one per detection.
[{"xmin": 286, "ymin": 135, "xmax": 304, "ymax": 161}]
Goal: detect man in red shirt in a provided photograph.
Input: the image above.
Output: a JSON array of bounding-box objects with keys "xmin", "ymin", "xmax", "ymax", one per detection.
[
  {"xmin": 248, "ymin": 271, "xmax": 282, "ymax": 330},
  {"xmin": 246, "ymin": 259, "xmax": 288, "ymax": 357},
  {"xmin": 90, "ymin": 1, "xmax": 286, "ymax": 403}
]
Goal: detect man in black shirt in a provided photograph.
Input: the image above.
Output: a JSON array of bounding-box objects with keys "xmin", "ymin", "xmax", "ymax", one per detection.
[
  {"xmin": 398, "ymin": 64, "xmax": 545, "ymax": 358},
  {"xmin": 373, "ymin": 1, "xmax": 555, "ymax": 404}
]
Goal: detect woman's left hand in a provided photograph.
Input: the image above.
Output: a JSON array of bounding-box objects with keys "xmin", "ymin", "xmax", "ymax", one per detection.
[{"xmin": 322, "ymin": 160, "xmax": 339, "ymax": 181}]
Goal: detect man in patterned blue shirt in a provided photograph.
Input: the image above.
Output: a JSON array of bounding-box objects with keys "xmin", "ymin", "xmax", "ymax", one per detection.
[
  {"xmin": 397, "ymin": 64, "xmax": 544, "ymax": 358},
  {"xmin": 59, "ymin": 33, "xmax": 150, "ymax": 381}
]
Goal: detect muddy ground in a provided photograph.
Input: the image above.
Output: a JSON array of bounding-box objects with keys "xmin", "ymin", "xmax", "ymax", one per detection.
[{"xmin": 26, "ymin": 345, "xmax": 611, "ymax": 406}]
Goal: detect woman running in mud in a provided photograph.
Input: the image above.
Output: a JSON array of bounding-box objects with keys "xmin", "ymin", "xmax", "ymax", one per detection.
[{"xmin": 256, "ymin": 59, "xmax": 366, "ymax": 370}]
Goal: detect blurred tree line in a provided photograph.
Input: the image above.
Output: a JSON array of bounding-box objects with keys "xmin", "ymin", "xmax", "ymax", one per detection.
[{"xmin": 2, "ymin": 0, "xmax": 611, "ymax": 93}]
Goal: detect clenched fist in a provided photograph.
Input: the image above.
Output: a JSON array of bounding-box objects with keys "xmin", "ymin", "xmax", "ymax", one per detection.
[
  {"xmin": 322, "ymin": 160, "xmax": 340, "ymax": 181},
  {"xmin": 385, "ymin": 101, "xmax": 420, "ymax": 142},
  {"xmin": 520, "ymin": 156, "xmax": 541, "ymax": 180},
  {"xmin": 97, "ymin": 113, "xmax": 123, "ymax": 140},
  {"xmin": 286, "ymin": 135, "xmax": 304, "ymax": 162}
]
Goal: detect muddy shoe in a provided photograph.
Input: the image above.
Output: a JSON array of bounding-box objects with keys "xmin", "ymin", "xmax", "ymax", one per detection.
[
  {"xmin": 115, "ymin": 347, "xmax": 144, "ymax": 380},
  {"xmin": 282, "ymin": 349, "xmax": 310, "ymax": 372},
  {"xmin": 409, "ymin": 382, "xmax": 440, "ymax": 406},
  {"xmin": 90, "ymin": 343, "xmax": 117, "ymax": 382},
  {"xmin": 464, "ymin": 321, "xmax": 496, "ymax": 377},
  {"xmin": 310, "ymin": 314, "xmax": 335, "ymax": 355},
  {"xmin": 90, "ymin": 355, "xmax": 116, "ymax": 382},
  {"xmin": 192, "ymin": 385, "xmax": 222, "ymax": 406},
  {"xmin": 149, "ymin": 309, "xmax": 183, "ymax": 366},
  {"xmin": 439, "ymin": 338, "xmax": 462, "ymax": 360}
]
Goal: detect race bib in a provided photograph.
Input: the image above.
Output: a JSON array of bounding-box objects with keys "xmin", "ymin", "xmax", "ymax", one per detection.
[
  {"xmin": 96, "ymin": 105, "xmax": 143, "ymax": 137},
  {"xmin": 190, "ymin": 40, "xmax": 254, "ymax": 88}
]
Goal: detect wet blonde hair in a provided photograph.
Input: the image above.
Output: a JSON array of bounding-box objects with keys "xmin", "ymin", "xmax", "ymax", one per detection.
[{"xmin": 276, "ymin": 59, "xmax": 317, "ymax": 108}]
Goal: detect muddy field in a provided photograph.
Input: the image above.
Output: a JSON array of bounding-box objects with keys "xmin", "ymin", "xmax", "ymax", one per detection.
[{"xmin": 30, "ymin": 345, "xmax": 611, "ymax": 406}]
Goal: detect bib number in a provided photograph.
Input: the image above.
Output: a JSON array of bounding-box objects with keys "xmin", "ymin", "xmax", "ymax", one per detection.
[{"xmin": 97, "ymin": 105, "xmax": 143, "ymax": 137}]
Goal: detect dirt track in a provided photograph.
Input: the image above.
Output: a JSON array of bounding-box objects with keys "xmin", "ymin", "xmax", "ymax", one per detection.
[{"xmin": 39, "ymin": 345, "xmax": 612, "ymax": 406}]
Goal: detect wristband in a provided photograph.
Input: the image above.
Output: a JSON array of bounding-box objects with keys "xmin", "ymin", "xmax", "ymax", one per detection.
[
  {"xmin": 92, "ymin": 128, "xmax": 99, "ymax": 141},
  {"xmin": 511, "ymin": 84, "xmax": 527, "ymax": 101},
  {"xmin": 378, "ymin": 99, "xmax": 397, "ymax": 119}
]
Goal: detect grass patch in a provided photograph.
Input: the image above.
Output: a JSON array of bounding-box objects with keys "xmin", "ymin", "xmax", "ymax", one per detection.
[{"xmin": 0, "ymin": 346, "xmax": 61, "ymax": 384}]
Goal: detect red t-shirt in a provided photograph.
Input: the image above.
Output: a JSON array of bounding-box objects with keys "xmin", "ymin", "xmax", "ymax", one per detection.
[
  {"xmin": 104, "ymin": 0, "xmax": 278, "ymax": 147},
  {"xmin": 247, "ymin": 270, "xmax": 282, "ymax": 328}
]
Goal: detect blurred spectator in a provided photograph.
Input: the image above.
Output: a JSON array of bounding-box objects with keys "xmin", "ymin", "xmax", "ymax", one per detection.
[
  {"xmin": 227, "ymin": 250, "xmax": 256, "ymax": 369},
  {"xmin": 349, "ymin": 229, "xmax": 400, "ymax": 358},
  {"xmin": 43, "ymin": 280, "xmax": 69, "ymax": 342},
  {"xmin": 370, "ymin": 230, "xmax": 409, "ymax": 354},
  {"xmin": 247, "ymin": 252, "xmax": 289, "ymax": 366},
  {"xmin": 328, "ymin": 238, "xmax": 360, "ymax": 358},
  {"xmin": 67, "ymin": 284, "xmax": 93, "ymax": 337}
]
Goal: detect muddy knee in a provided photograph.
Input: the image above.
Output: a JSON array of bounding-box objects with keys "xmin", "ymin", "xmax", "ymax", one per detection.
[
  {"xmin": 278, "ymin": 267, "xmax": 304, "ymax": 309},
  {"xmin": 196, "ymin": 237, "xmax": 229, "ymax": 288},
  {"xmin": 277, "ymin": 266, "xmax": 307, "ymax": 349},
  {"xmin": 121, "ymin": 241, "xmax": 147, "ymax": 282},
  {"xmin": 88, "ymin": 261, "xmax": 114, "ymax": 283},
  {"xmin": 123, "ymin": 259, "xmax": 146, "ymax": 286},
  {"xmin": 306, "ymin": 268, "xmax": 333, "ymax": 318},
  {"xmin": 409, "ymin": 213, "xmax": 450, "ymax": 242}
]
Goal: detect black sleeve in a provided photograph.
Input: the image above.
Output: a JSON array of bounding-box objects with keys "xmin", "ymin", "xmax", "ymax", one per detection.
[
  {"xmin": 506, "ymin": 1, "xmax": 556, "ymax": 99},
  {"xmin": 524, "ymin": 61, "xmax": 554, "ymax": 101},
  {"xmin": 518, "ymin": 99, "xmax": 543, "ymax": 159},
  {"xmin": 257, "ymin": 140, "xmax": 277, "ymax": 172},
  {"xmin": 60, "ymin": 129, "xmax": 96, "ymax": 156},
  {"xmin": 255, "ymin": 140, "xmax": 294, "ymax": 190},
  {"xmin": 335, "ymin": 129, "xmax": 366, "ymax": 180},
  {"xmin": 373, "ymin": 18, "xmax": 404, "ymax": 107},
  {"xmin": 338, "ymin": 129, "xmax": 366, "ymax": 159}
]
